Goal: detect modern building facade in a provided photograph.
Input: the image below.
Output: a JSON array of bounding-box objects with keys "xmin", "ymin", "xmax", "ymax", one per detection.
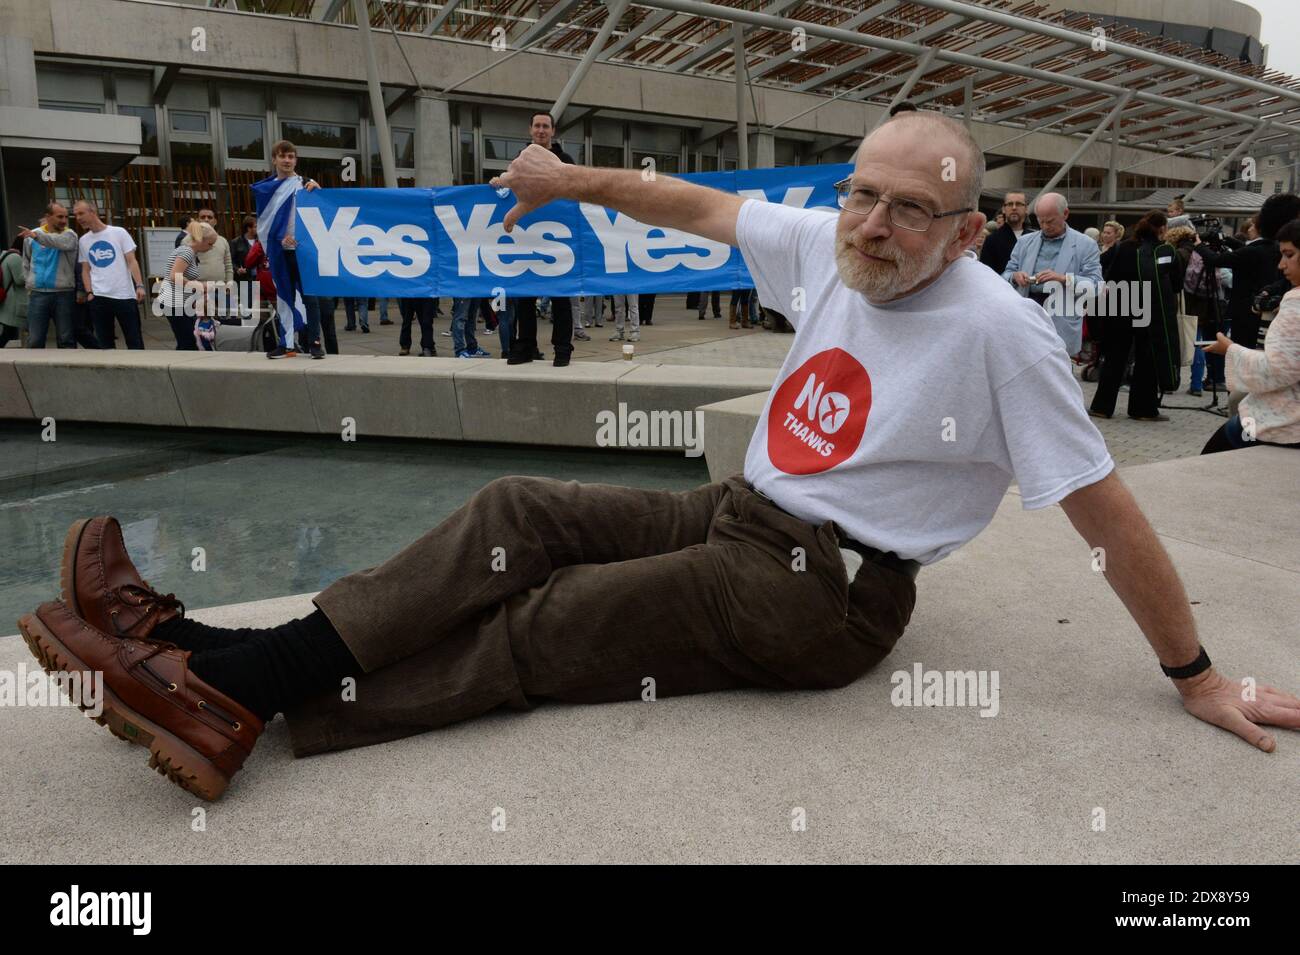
[{"xmin": 2, "ymin": 0, "xmax": 1297, "ymax": 244}]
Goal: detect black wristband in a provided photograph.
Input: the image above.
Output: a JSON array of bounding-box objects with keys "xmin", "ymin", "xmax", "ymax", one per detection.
[{"xmin": 1161, "ymin": 646, "xmax": 1211, "ymax": 680}]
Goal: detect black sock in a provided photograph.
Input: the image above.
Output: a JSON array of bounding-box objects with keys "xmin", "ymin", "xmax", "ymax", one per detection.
[
  {"xmin": 152, "ymin": 616, "xmax": 264, "ymax": 654},
  {"xmin": 186, "ymin": 610, "xmax": 362, "ymax": 723}
]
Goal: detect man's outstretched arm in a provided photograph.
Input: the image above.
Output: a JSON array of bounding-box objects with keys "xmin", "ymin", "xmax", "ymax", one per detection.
[
  {"xmin": 1059, "ymin": 471, "xmax": 1300, "ymax": 751},
  {"xmin": 491, "ymin": 144, "xmax": 745, "ymax": 246}
]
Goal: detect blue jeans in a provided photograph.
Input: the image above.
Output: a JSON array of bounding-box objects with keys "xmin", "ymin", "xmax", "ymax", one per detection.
[
  {"xmin": 26, "ymin": 289, "xmax": 76, "ymax": 348},
  {"xmin": 344, "ymin": 298, "xmax": 369, "ymax": 330},
  {"xmin": 1190, "ymin": 342, "xmax": 1226, "ymax": 391},
  {"xmin": 451, "ymin": 297, "xmax": 481, "ymax": 355}
]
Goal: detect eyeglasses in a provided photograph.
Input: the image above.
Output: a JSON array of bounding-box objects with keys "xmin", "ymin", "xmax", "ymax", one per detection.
[
  {"xmin": 1003, "ymin": 200, "xmax": 1027, "ymax": 208},
  {"xmin": 834, "ymin": 179, "xmax": 972, "ymax": 232}
]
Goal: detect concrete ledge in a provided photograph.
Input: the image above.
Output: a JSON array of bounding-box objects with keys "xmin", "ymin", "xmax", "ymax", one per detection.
[
  {"xmin": 11, "ymin": 349, "xmax": 207, "ymax": 428},
  {"xmin": 617, "ymin": 366, "xmax": 774, "ymax": 453},
  {"xmin": 0, "ymin": 350, "xmax": 776, "ymax": 452},
  {"xmin": 699, "ymin": 391, "xmax": 767, "ymax": 482},
  {"xmin": 0, "ymin": 360, "xmax": 33, "ymax": 418},
  {"xmin": 452, "ymin": 359, "xmax": 630, "ymax": 447},
  {"xmin": 304, "ymin": 355, "xmax": 463, "ymax": 441},
  {"xmin": 170, "ymin": 353, "xmax": 320, "ymax": 433}
]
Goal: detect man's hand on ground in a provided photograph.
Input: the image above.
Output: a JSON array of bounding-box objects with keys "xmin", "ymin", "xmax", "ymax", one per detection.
[
  {"xmin": 491, "ymin": 144, "xmax": 570, "ymax": 233},
  {"xmin": 1175, "ymin": 668, "xmax": 1300, "ymax": 752}
]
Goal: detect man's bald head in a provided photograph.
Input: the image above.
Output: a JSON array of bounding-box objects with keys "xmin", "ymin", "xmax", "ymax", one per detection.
[
  {"xmin": 1035, "ymin": 192, "xmax": 1068, "ymax": 217},
  {"xmin": 857, "ymin": 110, "xmax": 986, "ymax": 210},
  {"xmin": 836, "ymin": 109, "xmax": 988, "ymax": 302},
  {"xmin": 1034, "ymin": 192, "xmax": 1069, "ymax": 238}
]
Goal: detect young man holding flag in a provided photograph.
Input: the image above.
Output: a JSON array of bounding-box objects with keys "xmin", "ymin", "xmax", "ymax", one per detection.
[{"xmin": 252, "ymin": 141, "xmax": 324, "ymax": 359}]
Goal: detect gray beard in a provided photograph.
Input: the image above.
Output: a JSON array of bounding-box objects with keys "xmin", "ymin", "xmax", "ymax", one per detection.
[{"xmin": 835, "ymin": 236, "xmax": 951, "ymax": 302}]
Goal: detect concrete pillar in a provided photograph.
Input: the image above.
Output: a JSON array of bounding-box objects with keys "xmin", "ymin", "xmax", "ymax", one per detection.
[
  {"xmin": 1106, "ymin": 116, "xmax": 1120, "ymax": 204},
  {"xmin": 415, "ymin": 92, "xmax": 454, "ymax": 187},
  {"xmin": 753, "ymin": 130, "xmax": 775, "ymax": 169},
  {"xmin": 0, "ymin": 36, "xmax": 39, "ymax": 107},
  {"xmin": 733, "ymin": 24, "xmax": 748, "ymax": 170}
]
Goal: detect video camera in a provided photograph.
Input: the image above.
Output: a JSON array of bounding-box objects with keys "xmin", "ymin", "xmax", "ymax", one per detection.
[
  {"xmin": 1189, "ymin": 214, "xmax": 1227, "ymax": 249},
  {"xmin": 1190, "ymin": 214, "xmax": 1222, "ymax": 246}
]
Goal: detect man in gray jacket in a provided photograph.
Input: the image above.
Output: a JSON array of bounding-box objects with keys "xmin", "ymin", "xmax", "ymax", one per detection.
[
  {"xmin": 19, "ymin": 202, "xmax": 79, "ymax": 348},
  {"xmin": 1002, "ymin": 193, "xmax": 1103, "ymax": 357}
]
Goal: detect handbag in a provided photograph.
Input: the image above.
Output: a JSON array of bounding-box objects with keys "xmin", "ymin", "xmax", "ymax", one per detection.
[{"xmin": 1176, "ymin": 291, "xmax": 1197, "ymax": 367}]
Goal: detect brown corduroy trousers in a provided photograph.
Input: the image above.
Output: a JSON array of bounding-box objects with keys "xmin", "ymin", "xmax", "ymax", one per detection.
[{"xmin": 284, "ymin": 475, "xmax": 917, "ymax": 757}]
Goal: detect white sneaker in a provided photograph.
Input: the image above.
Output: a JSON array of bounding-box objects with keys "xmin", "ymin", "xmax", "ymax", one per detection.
[
  {"xmin": 628, "ymin": 330, "xmax": 640, "ymax": 343},
  {"xmin": 609, "ymin": 329, "xmax": 624, "ymax": 341},
  {"xmin": 574, "ymin": 328, "xmax": 590, "ymax": 341}
]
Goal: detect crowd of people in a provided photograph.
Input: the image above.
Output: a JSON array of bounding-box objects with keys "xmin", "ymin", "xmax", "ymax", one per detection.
[
  {"xmin": 0, "ymin": 115, "xmax": 768, "ymax": 366},
  {"xmin": 2, "ymin": 113, "xmax": 1297, "ymax": 456},
  {"xmin": 958, "ymin": 185, "xmax": 1300, "ymax": 454}
]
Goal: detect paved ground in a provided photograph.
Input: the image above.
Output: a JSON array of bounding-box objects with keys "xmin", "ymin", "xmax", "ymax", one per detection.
[{"xmin": 2, "ymin": 447, "xmax": 1293, "ymax": 864}]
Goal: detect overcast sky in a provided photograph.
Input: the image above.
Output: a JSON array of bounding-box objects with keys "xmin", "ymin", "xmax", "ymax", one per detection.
[{"xmin": 1242, "ymin": 0, "xmax": 1299, "ymax": 75}]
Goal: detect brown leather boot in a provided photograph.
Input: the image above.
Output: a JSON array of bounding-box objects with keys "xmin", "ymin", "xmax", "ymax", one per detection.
[
  {"xmin": 18, "ymin": 601, "xmax": 264, "ymax": 800},
  {"xmin": 61, "ymin": 517, "xmax": 183, "ymax": 641},
  {"xmin": 728, "ymin": 300, "xmax": 739, "ymax": 329}
]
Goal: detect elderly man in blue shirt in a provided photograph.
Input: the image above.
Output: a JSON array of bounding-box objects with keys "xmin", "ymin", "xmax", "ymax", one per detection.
[{"xmin": 1002, "ymin": 192, "xmax": 1103, "ymax": 356}]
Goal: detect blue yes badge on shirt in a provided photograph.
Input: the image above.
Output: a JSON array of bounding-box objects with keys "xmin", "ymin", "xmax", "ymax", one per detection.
[{"xmin": 87, "ymin": 241, "xmax": 118, "ymax": 268}]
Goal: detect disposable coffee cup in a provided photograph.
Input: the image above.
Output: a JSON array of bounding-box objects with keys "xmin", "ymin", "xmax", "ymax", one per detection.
[{"xmin": 622, "ymin": 343, "xmax": 634, "ymax": 360}]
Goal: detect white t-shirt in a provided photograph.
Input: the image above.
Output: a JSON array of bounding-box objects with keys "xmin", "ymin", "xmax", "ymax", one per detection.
[
  {"xmin": 736, "ymin": 199, "xmax": 1113, "ymax": 565},
  {"xmin": 79, "ymin": 225, "xmax": 137, "ymax": 299}
]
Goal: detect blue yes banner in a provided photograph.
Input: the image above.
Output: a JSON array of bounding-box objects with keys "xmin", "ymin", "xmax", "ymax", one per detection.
[{"xmin": 293, "ymin": 164, "xmax": 851, "ymax": 298}]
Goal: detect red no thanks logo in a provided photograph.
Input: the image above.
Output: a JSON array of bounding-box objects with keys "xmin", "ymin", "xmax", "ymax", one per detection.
[{"xmin": 767, "ymin": 347, "xmax": 871, "ymax": 474}]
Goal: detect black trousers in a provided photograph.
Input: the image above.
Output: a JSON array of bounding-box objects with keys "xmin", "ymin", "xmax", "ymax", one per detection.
[
  {"xmin": 639, "ymin": 293, "xmax": 656, "ymax": 325},
  {"xmin": 1090, "ymin": 316, "xmax": 1159, "ymax": 418},
  {"xmin": 72, "ymin": 300, "xmax": 99, "ymax": 348},
  {"xmin": 511, "ymin": 295, "xmax": 572, "ymax": 360},
  {"xmin": 1231, "ymin": 312, "xmax": 1261, "ymax": 352},
  {"xmin": 91, "ymin": 297, "xmax": 145, "ymax": 350},
  {"xmin": 315, "ymin": 297, "xmax": 339, "ymax": 354},
  {"xmin": 398, "ymin": 298, "xmax": 435, "ymax": 352}
]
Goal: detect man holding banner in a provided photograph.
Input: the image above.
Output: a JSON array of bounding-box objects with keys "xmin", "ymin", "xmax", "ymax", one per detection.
[
  {"xmin": 252, "ymin": 140, "xmax": 324, "ymax": 359},
  {"xmin": 507, "ymin": 112, "xmax": 577, "ymax": 367},
  {"xmin": 24, "ymin": 110, "xmax": 1298, "ymax": 801}
]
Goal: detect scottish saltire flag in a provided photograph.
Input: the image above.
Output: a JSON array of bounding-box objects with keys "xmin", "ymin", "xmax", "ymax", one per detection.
[{"xmin": 252, "ymin": 174, "xmax": 308, "ymax": 348}]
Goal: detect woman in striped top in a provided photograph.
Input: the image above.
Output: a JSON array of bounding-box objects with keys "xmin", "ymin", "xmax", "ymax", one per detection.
[{"xmin": 157, "ymin": 220, "xmax": 217, "ymax": 350}]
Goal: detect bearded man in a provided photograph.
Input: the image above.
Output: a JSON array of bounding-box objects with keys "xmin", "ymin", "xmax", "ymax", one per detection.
[{"xmin": 19, "ymin": 111, "xmax": 1297, "ymax": 801}]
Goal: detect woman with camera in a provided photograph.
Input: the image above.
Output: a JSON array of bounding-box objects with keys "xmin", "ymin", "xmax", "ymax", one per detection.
[
  {"xmin": 1195, "ymin": 193, "xmax": 1300, "ymax": 353},
  {"xmin": 1201, "ymin": 217, "xmax": 1300, "ymax": 453}
]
